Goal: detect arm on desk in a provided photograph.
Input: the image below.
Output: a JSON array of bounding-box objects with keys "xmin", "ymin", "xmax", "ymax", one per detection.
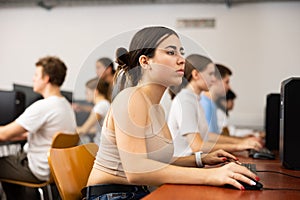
[
  {"xmin": 116, "ymin": 127, "xmax": 257, "ymax": 190},
  {"xmin": 172, "ymin": 149, "xmax": 237, "ymax": 167},
  {"xmin": 0, "ymin": 121, "xmax": 27, "ymax": 141}
]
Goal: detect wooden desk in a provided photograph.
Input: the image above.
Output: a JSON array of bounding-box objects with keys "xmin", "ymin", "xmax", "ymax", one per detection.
[{"xmin": 143, "ymin": 155, "xmax": 300, "ymax": 200}]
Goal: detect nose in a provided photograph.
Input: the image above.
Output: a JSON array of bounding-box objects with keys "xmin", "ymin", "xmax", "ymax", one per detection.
[{"xmin": 177, "ymin": 54, "xmax": 185, "ymax": 65}]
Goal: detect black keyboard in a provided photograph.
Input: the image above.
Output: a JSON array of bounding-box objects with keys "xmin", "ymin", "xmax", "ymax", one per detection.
[
  {"xmin": 241, "ymin": 163, "xmax": 257, "ymax": 174},
  {"xmin": 249, "ymin": 147, "xmax": 275, "ymax": 160}
]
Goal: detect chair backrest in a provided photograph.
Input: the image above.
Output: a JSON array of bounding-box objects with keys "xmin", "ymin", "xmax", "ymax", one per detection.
[
  {"xmin": 48, "ymin": 143, "xmax": 98, "ymax": 200},
  {"xmin": 51, "ymin": 132, "xmax": 80, "ymax": 148}
]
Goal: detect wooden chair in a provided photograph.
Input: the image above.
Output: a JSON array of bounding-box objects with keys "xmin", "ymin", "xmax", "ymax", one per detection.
[
  {"xmin": 51, "ymin": 132, "xmax": 80, "ymax": 148},
  {"xmin": 0, "ymin": 132, "xmax": 80, "ymax": 200},
  {"xmin": 48, "ymin": 143, "xmax": 98, "ymax": 200}
]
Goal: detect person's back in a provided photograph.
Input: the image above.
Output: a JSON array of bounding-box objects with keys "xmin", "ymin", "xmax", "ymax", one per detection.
[
  {"xmin": 18, "ymin": 95, "xmax": 76, "ymax": 180},
  {"xmin": 168, "ymin": 88, "xmax": 209, "ymax": 157}
]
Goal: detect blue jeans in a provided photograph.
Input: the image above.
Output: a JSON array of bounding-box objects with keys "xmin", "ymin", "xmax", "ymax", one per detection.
[{"xmin": 88, "ymin": 191, "xmax": 149, "ymax": 200}]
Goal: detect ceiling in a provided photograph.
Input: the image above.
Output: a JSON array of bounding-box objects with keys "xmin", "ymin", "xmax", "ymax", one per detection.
[{"xmin": 0, "ymin": 0, "xmax": 297, "ymax": 9}]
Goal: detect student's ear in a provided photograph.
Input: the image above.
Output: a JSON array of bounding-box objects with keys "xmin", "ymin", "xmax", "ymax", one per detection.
[
  {"xmin": 139, "ymin": 55, "xmax": 150, "ymax": 69},
  {"xmin": 94, "ymin": 89, "xmax": 99, "ymax": 96},
  {"xmin": 191, "ymin": 69, "xmax": 200, "ymax": 80},
  {"xmin": 43, "ymin": 74, "xmax": 50, "ymax": 83}
]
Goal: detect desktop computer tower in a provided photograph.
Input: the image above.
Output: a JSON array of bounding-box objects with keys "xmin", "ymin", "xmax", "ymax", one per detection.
[
  {"xmin": 280, "ymin": 77, "xmax": 300, "ymax": 170},
  {"xmin": 265, "ymin": 93, "xmax": 280, "ymax": 151},
  {"xmin": 0, "ymin": 91, "xmax": 25, "ymax": 125}
]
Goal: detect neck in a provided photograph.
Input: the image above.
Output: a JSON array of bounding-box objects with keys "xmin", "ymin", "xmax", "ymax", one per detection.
[
  {"xmin": 94, "ymin": 95, "xmax": 106, "ymax": 104},
  {"xmin": 203, "ymin": 91, "xmax": 216, "ymax": 101},
  {"xmin": 40, "ymin": 84, "xmax": 62, "ymax": 98},
  {"xmin": 187, "ymin": 82, "xmax": 202, "ymax": 95},
  {"xmin": 138, "ymin": 82, "xmax": 166, "ymax": 104}
]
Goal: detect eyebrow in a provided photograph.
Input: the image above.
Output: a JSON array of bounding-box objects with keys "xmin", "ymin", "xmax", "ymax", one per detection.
[{"xmin": 164, "ymin": 45, "xmax": 185, "ymax": 51}]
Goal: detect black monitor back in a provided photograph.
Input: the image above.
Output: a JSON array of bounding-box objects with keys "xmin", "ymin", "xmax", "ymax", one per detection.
[
  {"xmin": 265, "ymin": 93, "xmax": 280, "ymax": 150},
  {"xmin": 0, "ymin": 90, "xmax": 25, "ymax": 125},
  {"xmin": 61, "ymin": 90, "xmax": 73, "ymax": 103},
  {"xmin": 13, "ymin": 83, "xmax": 42, "ymax": 108},
  {"xmin": 280, "ymin": 77, "xmax": 300, "ymax": 170}
]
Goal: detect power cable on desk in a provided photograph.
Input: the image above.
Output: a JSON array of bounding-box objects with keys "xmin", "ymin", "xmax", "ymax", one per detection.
[
  {"xmin": 263, "ymin": 188, "xmax": 300, "ymax": 191},
  {"xmin": 257, "ymin": 170, "xmax": 300, "ymax": 191},
  {"xmin": 257, "ymin": 170, "xmax": 300, "ymax": 179}
]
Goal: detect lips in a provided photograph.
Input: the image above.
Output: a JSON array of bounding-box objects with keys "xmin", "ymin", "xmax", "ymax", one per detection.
[{"xmin": 176, "ymin": 69, "xmax": 184, "ymax": 76}]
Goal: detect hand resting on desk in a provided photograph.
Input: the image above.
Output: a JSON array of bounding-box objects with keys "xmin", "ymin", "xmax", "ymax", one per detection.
[{"xmin": 202, "ymin": 149, "xmax": 238, "ymax": 165}]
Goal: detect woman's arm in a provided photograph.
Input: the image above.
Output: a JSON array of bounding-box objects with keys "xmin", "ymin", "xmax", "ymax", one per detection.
[
  {"xmin": 77, "ymin": 111, "xmax": 97, "ymax": 135},
  {"xmin": 113, "ymin": 90, "xmax": 257, "ymax": 189},
  {"xmin": 171, "ymin": 149, "xmax": 237, "ymax": 167},
  {"xmin": 117, "ymin": 125, "xmax": 257, "ymax": 189},
  {"xmin": 208, "ymin": 132, "xmax": 263, "ymax": 151}
]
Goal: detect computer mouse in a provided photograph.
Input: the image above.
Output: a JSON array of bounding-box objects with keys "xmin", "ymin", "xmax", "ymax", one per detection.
[
  {"xmin": 224, "ymin": 179, "xmax": 263, "ymax": 190},
  {"xmin": 240, "ymin": 179, "xmax": 263, "ymax": 190},
  {"xmin": 252, "ymin": 152, "xmax": 275, "ymax": 160}
]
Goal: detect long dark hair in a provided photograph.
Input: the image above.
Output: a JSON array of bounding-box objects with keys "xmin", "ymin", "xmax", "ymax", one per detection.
[{"xmin": 112, "ymin": 26, "xmax": 179, "ymax": 100}]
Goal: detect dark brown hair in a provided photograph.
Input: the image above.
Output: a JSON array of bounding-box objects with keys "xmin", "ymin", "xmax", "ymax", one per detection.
[
  {"xmin": 86, "ymin": 77, "xmax": 110, "ymax": 100},
  {"xmin": 35, "ymin": 56, "xmax": 67, "ymax": 86},
  {"xmin": 215, "ymin": 63, "xmax": 232, "ymax": 80}
]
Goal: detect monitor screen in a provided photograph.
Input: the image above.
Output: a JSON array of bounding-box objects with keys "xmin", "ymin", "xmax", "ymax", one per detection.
[{"xmin": 13, "ymin": 83, "xmax": 73, "ymax": 107}]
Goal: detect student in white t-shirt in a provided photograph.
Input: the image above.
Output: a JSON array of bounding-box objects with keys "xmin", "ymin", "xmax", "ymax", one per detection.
[
  {"xmin": 168, "ymin": 54, "xmax": 263, "ymax": 157},
  {"xmin": 0, "ymin": 56, "xmax": 77, "ymax": 199},
  {"xmin": 77, "ymin": 78, "xmax": 110, "ymax": 145}
]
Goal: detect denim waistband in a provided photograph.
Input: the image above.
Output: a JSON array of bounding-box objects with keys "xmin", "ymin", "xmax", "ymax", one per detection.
[{"xmin": 81, "ymin": 184, "xmax": 149, "ymax": 198}]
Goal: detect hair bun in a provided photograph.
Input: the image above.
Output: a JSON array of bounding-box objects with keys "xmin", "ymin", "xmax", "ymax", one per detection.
[{"xmin": 116, "ymin": 47, "xmax": 130, "ymax": 67}]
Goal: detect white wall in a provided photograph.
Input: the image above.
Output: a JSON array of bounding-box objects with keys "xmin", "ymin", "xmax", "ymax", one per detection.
[{"xmin": 1, "ymin": 2, "xmax": 300, "ymax": 128}]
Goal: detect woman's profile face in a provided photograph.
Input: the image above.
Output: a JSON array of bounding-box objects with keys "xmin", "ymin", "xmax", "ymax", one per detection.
[
  {"xmin": 199, "ymin": 63, "xmax": 216, "ymax": 91},
  {"xmin": 96, "ymin": 61, "xmax": 106, "ymax": 78},
  {"xmin": 146, "ymin": 34, "xmax": 186, "ymax": 87}
]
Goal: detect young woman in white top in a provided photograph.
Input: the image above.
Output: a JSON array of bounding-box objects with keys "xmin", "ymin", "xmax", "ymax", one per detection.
[
  {"xmin": 84, "ymin": 26, "xmax": 259, "ymax": 200},
  {"xmin": 77, "ymin": 78, "xmax": 110, "ymax": 145}
]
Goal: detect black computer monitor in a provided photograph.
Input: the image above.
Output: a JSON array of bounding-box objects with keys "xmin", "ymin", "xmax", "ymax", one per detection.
[
  {"xmin": 264, "ymin": 93, "xmax": 280, "ymax": 151},
  {"xmin": 13, "ymin": 83, "xmax": 73, "ymax": 107},
  {"xmin": 61, "ymin": 90, "xmax": 73, "ymax": 103},
  {"xmin": 13, "ymin": 83, "xmax": 43, "ymax": 108},
  {"xmin": 0, "ymin": 90, "xmax": 25, "ymax": 125}
]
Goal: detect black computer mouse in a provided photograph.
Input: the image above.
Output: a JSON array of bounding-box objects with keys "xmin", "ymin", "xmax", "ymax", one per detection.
[
  {"xmin": 224, "ymin": 179, "xmax": 263, "ymax": 190},
  {"xmin": 252, "ymin": 152, "xmax": 275, "ymax": 160},
  {"xmin": 240, "ymin": 179, "xmax": 263, "ymax": 190}
]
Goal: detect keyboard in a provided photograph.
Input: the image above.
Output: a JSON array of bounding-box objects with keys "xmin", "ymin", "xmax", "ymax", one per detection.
[
  {"xmin": 0, "ymin": 143, "xmax": 22, "ymax": 157},
  {"xmin": 249, "ymin": 147, "xmax": 275, "ymax": 160},
  {"xmin": 241, "ymin": 163, "xmax": 257, "ymax": 174}
]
